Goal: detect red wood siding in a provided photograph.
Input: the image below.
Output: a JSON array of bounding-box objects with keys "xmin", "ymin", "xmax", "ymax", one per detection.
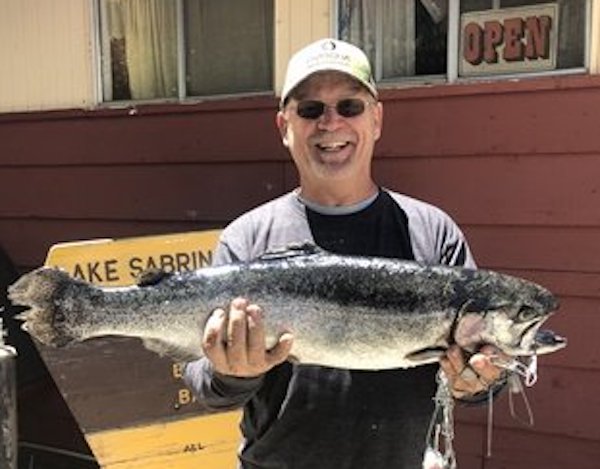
[
  {"xmin": 2, "ymin": 74, "xmax": 599, "ymax": 467},
  {"xmin": 373, "ymin": 74, "xmax": 600, "ymax": 468}
]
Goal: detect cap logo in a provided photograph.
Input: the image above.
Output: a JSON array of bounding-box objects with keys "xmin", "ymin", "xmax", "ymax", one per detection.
[{"xmin": 322, "ymin": 40, "xmax": 337, "ymax": 51}]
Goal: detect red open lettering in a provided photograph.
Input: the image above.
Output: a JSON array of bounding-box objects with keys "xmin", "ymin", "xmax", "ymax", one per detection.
[
  {"xmin": 463, "ymin": 14, "xmax": 553, "ymax": 67},
  {"xmin": 525, "ymin": 15, "xmax": 552, "ymax": 59},
  {"xmin": 483, "ymin": 20, "xmax": 503, "ymax": 64}
]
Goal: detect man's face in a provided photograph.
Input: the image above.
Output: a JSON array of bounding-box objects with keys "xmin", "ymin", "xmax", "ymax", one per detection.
[{"xmin": 277, "ymin": 72, "xmax": 383, "ymax": 195}]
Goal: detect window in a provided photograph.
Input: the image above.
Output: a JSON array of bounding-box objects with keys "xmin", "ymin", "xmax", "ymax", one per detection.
[
  {"xmin": 337, "ymin": 0, "xmax": 588, "ymax": 83},
  {"xmin": 98, "ymin": 0, "xmax": 274, "ymax": 102}
]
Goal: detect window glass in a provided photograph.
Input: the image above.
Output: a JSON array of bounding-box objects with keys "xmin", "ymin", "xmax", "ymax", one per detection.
[
  {"xmin": 338, "ymin": 0, "xmax": 587, "ymax": 82},
  {"xmin": 339, "ymin": 0, "xmax": 448, "ymax": 79},
  {"xmin": 184, "ymin": 0, "xmax": 273, "ymax": 96},
  {"xmin": 99, "ymin": 0, "xmax": 273, "ymax": 102},
  {"xmin": 100, "ymin": 0, "xmax": 178, "ymax": 101}
]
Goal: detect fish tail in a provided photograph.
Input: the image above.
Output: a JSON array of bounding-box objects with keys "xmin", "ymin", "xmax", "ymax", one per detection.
[{"xmin": 8, "ymin": 267, "xmax": 77, "ymax": 347}]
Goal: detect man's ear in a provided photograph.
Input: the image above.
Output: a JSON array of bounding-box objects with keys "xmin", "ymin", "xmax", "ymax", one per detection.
[
  {"xmin": 373, "ymin": 102, "xmax": 383, "ymax": 141},
  {"xmin": 276, "ymin": 111, "xmax": 290, "ymax": 147}
]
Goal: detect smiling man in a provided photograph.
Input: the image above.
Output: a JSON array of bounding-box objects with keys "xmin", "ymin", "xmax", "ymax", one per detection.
[
  {"xmin": 277, "ymin": 70, "xmax": 382, "ymax": 205},
  {"xmin": 184, "ymin": 38, "xmax": 506, "ymax": 469}
]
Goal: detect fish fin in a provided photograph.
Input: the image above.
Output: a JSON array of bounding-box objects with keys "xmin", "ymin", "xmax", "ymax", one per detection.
[
  {"xmin": 136, "ymin": 269, "xmax": 173, "ymax": 287},
  {"xmin": 405, "ymin": 347, "xmax": 447, "ymax": 365},
  {"xmin": 257, "ymin": 242, "xmax": 323, "ymax": 261},
  {"xmin": 8, "ymin": 267, "xmax": 77, "ymax": 347},
  {"xmin": 141, "ymin": 338, "xmax": 200, "ymax": 362}
]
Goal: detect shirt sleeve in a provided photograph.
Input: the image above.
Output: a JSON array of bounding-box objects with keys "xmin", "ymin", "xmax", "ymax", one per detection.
[
  {"xmin": 183, "ymin": 358, "xmax": 264, "ymax": 410},
  {"xmin": 387, "ymin": 191, "xmax": 477, "ymax": 268},
  {"xmin": 435, "ymin": 210, "xmax": 476, "ymax": 268}
]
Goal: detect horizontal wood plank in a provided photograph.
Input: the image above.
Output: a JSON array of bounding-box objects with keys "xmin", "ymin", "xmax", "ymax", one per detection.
[
  {"xmin": 378, "ymin": 82, "xmax": 600, "ymax": 157},
  {"xmin": 481, "ymin": 427, "xmax": 600, "ymax": 469},
  {"xmin": 0, "ymin": 100, "xmax": 286, "ymax": 166},
  {"xmin": 496, "ymin": 269, "xmax": 600, "ymax": 300},
  {"xmin": 456, "ymin": 367, "xmax": 600, "ymax": 441},
  {"xmin": 465, "ymin": 226, "xmax": 600, "ymax": 273},
  {"xmin": 374, "ymin": 155, "xmax": 600, "ymax": 227},
  {"xmin": 0, "ymin": 163, "xmax": 285, "ymax": 221}
]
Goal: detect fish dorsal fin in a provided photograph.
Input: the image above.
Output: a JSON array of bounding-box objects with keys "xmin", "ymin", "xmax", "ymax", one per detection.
[
  {"xmin": 136, "ymin": 269, "xmax": 173, "ymax": 287},
  {"xmin": 257, "ymin": 242, "xmax": 323, "ymax": 261}
]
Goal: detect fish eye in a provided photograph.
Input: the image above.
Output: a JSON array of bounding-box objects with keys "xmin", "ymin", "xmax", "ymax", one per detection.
[{"xmin": 517, "ymin": 304, "xmax": 538, "ymax": 322}]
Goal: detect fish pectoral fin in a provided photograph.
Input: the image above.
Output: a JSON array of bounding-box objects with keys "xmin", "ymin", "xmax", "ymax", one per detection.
[
  {"xmin": 405, "ymin": 347, "xmax": 447, "ymax": 365},
  {"xmin": 141, "ymin": 338, "xmax": 199, "ymax": 363}
]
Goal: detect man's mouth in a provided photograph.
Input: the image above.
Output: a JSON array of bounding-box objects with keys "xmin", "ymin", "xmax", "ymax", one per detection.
[{"xmin": 316, "ymin": 141, "xmax": 351, "ymax": 152}]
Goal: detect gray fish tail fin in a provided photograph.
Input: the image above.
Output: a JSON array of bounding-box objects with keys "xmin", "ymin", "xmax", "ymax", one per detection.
[{"xmin": 8, "ymin": 267, "xmax": 77, "ymax": 347}]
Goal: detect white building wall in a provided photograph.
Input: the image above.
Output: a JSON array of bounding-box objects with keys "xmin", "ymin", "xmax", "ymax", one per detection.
[
  {"xmin": 0, "ymin": 0, "xmax": 95, "ymax": 113},
  {"xmin": 274, "ymin": 0, "xmax": 333, "ymax": 95}
]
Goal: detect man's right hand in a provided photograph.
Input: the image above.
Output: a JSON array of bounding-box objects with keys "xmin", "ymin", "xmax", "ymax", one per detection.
[{"xmin": 202, "ymin": 297, "xmax": 294, "ymax": 378}]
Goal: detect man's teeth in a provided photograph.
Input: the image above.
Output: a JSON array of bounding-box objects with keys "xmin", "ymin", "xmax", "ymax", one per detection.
[{"xmin": 317, "ymin": 142, "xmax": 348, "ymax": 151}]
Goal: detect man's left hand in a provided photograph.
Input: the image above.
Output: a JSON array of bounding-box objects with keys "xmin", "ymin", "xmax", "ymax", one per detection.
[{"xmin": 440, "ymin": 344, "xmax": 506, "ymax": 399}]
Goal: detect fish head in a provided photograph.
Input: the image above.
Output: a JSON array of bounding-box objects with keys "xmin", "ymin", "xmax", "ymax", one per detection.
[{"xmin": 453, "ymin": 271, "xmax": 566, "ymax": 357}]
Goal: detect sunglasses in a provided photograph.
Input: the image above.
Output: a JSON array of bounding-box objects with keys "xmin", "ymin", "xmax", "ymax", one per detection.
[{"xmin": 292, "ymin": 98, "xmax": 373, "ymax": 120}]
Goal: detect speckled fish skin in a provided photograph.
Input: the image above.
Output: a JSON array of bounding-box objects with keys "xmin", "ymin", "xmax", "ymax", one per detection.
[{"xmin": 8, "ymin": 245, "xmax": 565, "ymax": 369}]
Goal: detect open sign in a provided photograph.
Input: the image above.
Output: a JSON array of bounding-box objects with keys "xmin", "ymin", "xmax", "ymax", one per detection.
[{"xmin": 460, "ymin": 4, "xmax": 558, "ymax": 77}]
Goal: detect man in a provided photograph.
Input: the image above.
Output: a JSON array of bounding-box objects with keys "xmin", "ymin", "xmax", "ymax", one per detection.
[{"xmin": 185, "ymin": 38, "xmax": 504, "ymax": 468}]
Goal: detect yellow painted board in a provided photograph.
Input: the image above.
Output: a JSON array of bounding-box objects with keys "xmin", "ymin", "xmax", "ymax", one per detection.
[
  {"xmin": 88, "ymin": 412, "xmax": 242, "ymax": 469},
  {"xmin": 41, "ymin": 230, "xmax": 246, "ymax": 468},
  {"xmin": 44, "ymin": 230, "xmax": 221, "ymax": 287}
]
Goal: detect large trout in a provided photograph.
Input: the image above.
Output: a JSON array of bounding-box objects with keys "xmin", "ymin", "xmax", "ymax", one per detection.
[{"xmin": 8, "ymin": 245, "xmax": 565, "ymax": 369}]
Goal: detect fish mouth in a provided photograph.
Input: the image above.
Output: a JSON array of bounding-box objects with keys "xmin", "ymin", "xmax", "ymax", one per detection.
[
  {"xmin": 515, "ymin": 317, "xmax": 547, "ymax": 354},
  {"xmin": 517, "ymin": 318, "xmax": 566, "ymax": 356},
  {"xmin": 533, "ymin": 329, "xmax": 567, "ymax": 354}
]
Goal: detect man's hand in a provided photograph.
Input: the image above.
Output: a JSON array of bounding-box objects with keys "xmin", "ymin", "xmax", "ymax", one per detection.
[
  {"xmin": 202, "ymin": 297, "xmax": 294, "ymax": 378},
  {"xmin": 440, "ymin": 345, "xmax": 507, "ymax": 399}
]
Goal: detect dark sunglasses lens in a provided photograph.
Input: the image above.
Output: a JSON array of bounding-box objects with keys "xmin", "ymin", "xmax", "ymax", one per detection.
[
  {"xmin": 296, "ymin": 101, "xmax": 325, "ymax": 119},
  {"xmin": 295, "ymin": 99, "xmax": 367, "ymax": 119},
  {"xmin": 337, "ymin": 99, "xmax": 365, "ymax": 117}
]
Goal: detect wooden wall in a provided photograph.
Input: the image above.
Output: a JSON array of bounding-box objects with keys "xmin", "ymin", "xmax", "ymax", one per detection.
[
  {"xmin": 1, "ymin": 73, "xmax": 599, "ymax": 468},
  {"xmin": 373, "ymin": 74, "xmax": 600, "ymax": 469},
  {"xmin": 0, "ymin": 97, "xmax": 292, "ymax": 271}
]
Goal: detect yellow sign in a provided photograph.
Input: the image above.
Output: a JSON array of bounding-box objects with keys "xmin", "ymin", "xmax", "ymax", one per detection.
[
  {"xmin": 45, "ymin": 230, "xmax": 221, "ymax": 287},
  {"xmin": 43, "ymin": 230, "xmax": 243, "ymax": 469}
]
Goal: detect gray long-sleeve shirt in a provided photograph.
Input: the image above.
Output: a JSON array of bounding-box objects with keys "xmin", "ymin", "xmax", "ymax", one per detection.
[{"xmin": 184, "ymin": 188, "xmax": 475, "ymax": 469}]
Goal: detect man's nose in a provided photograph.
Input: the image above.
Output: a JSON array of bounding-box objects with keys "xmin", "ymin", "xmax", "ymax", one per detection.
[{"xmin": 317, "ymin": 105, "xmax": 344, "ymax": 129}]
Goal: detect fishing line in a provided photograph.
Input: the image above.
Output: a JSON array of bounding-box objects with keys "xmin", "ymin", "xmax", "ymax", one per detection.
[
  {"xmin": 424, "ymin": 354, "xmax": 540, "ymax": 467},
  {"xmin": 484, "ymin": 353, "xmax": 538, "ymax": 457},
  {"xmin": 423, "ymin": 370, "xmax": 457, "ymax": 469}
]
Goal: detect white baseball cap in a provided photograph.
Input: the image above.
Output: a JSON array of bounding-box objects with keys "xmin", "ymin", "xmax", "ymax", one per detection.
[{"xmin": 280, "ymin": 38, "xmax": 378, "ymax": 106}]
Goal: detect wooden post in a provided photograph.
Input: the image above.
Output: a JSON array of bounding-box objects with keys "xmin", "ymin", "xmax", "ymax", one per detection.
[{"xmin": 0, "ymin": 319, "xmax": 18, "ymax": 469}]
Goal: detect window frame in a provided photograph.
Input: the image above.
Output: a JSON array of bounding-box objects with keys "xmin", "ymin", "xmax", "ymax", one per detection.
[
  {"xmin": 93, "ymin": 0, "xmax": 275, "ymax": 105},
  {"xmin": 332, "ymin": 0, "xmax": 593, "ymax": 86}
]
